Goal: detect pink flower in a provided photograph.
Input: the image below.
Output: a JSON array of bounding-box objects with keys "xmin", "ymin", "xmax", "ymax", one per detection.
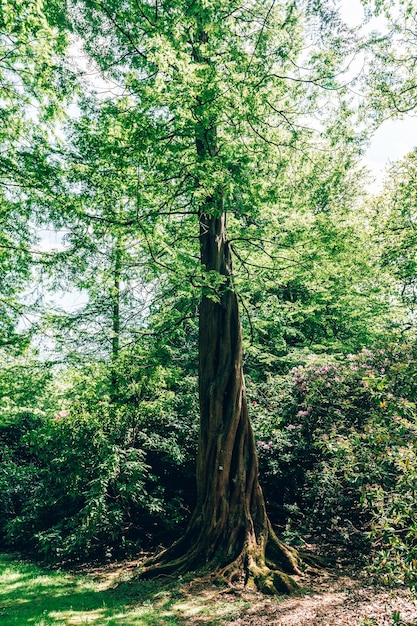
[{"xmin": 54, "ymin": 410, "xmax": 69, "ymax": 420}]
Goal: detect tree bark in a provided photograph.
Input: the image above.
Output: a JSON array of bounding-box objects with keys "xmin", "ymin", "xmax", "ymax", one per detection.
[
  {"xmin": 141, "ymin": 9, "xmax": 301, "ymax": 594},
  {"xmin": 110, "ymin": 236, "xmax": 122, "ymax": 402},
  {"xmin": 142, "ymin": 206, "xmax": 301, "ymax": 593}
]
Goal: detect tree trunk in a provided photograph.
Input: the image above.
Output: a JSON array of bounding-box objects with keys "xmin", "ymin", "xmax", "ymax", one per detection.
[
  {"xmin": 142, "ymin": 206, "xmax": 301, "ymax": 593},
  {"xmin": 141, "ymin": 10, "xmax": 301, "ymax": 594},
  {"xmin": 110, "ymin": 235, "xmax": 122, "ymax": 402}
]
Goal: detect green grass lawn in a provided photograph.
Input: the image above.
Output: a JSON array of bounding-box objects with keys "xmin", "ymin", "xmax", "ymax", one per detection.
[
  {"xmin": 0, "ymin": 553, "xmax": 246, "ymax": 625},
  {"xmin": 0, "ymin": 552, "xmax": 184, "ymax": 625}
]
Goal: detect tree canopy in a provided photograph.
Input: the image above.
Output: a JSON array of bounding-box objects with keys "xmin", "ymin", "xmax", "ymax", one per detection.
[{"xmin": 1, "ymin": 0, "xmax": 417, "ymax": 595}]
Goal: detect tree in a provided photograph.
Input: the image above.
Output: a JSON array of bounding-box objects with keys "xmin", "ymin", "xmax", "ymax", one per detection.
[
  {"xmin": 361, "ymin": 0, "xmax": 417, "ymax": 118},
  {"xmin": 0, "ymin": 0, "xmax": 70, "ymax": 348},
  {"xmin": 61, "ymin": 0, "xmax": 362, "ymax": 592},
  {"xmin": 40, "ymin": 99, "xmax": 150, "ymax": 377},
  {"xmin": 231, "ymin": 143, "xmax": 401, "ymax": 369},
  {"xmin": 372, "ymin": 149, "xmax": 417, "ymax": 316}
]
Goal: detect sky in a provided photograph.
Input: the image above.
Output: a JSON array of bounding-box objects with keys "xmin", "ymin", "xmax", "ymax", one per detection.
[
  {"xmin": 339, "ymin": 0, "xmax": 417, "ymax": 188},
  {"xmin": 365, "ymin": 118, "xmax": 417, "ymax": 189}
]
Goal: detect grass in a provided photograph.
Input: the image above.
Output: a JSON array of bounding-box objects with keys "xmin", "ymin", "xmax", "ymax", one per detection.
[{"xmin": 0, "ymin": 553, "xmax": 247, "ymax": 625}]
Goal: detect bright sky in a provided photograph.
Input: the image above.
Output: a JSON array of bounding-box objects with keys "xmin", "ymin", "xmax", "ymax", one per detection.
[
  {"xmin": 365, "ymin": 119, "xmax": 417, "ymax": 189},
  {"xmin": 339, "ymin": 0, "xmax": 417, "ymax": 189},
  {"xmin": 339, "ymin": 0, "xmax": 367, "ymax": 27}
]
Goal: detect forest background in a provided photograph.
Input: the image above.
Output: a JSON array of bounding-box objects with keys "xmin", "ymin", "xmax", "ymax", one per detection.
[{"xmin": 1, "ymin": 0, "xmax": 417, "ymax": 594}]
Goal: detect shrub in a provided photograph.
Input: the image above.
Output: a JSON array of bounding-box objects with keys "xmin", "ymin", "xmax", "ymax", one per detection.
[
  {"xmin": 0, "ymin": 409, "xmax": 45, "ymax": 543},
  {"xmin": 251, "ymin": 345, "xmax": 417, "ymax": 588},
  {"xmin": 0, "ymin": 370, "xmax": 198, "ymax": 562}
]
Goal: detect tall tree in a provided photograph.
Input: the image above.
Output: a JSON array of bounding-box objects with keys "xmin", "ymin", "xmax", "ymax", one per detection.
[
  {"xmin": 0, "ymin": 0, "xmax": 70, "ymax": 347},
  {"xmin": 65, "ymin": 0, "xmax": 358, "ymax": 591},
  {"xmin": 39, "ymin": 99, "xmax": 149, "ymax": 370},
  {"xmin": 372, "ymin": 149, "xmax": 417, "ymax": 316},
  {"xmin": 237, "ymin": 144, "xmax": 402, "ymax": 366}
]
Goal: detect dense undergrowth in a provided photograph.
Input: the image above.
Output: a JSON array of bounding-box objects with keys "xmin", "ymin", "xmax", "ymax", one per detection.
[{"xmin": 0, "ymin": 344, "xmax": 416, "ymax": 590}]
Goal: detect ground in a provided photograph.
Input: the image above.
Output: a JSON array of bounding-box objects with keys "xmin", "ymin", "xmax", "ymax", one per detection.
[
  {"xmin": 73, "ymin": 555, "xmax": 417, "ymax": 626},
  {"xmin": 228, "ymin": 569, "xmax": 417, "ymax": 626},
  {"xmin": 1, "ymin": 551, "xmax": 416, "ymax": 625}
]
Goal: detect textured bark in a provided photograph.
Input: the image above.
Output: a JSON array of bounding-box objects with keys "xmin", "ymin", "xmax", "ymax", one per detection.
[
  {"xmin": 141, "ymin": 208, "xmax": 301, "ymax": 593},
  {"xmin": 141, "ymin": 11, "xmax": 301, "ymax": 594},
  {"xmin": 110, "ymin": 237, "xmax": 122, "ymax": 402}
]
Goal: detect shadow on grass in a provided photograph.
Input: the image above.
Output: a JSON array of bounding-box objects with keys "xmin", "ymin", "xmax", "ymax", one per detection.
[{"xmin": 0, "ymin": 553, "xmax": 182, "ymax": 625}]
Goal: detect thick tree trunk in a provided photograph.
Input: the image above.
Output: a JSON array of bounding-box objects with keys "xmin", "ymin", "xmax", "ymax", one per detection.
[
  {"xmin": 141, "ymin": 11, "xmax": 301, "ymax": 594},
  {"xmin": 141, "ymin": 208, "xmax": 301, "ymax": 593}
]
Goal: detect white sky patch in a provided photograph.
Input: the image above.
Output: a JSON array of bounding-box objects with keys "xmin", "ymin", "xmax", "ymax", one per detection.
[
  {"xmin": 46, "ymin": 289, "xmax": 89, "ymax": 312},
  {"xmin": 338, "ymin": 0, "xmax": 364, "ymax": 28},
  {"xmin": 367, "ymin": 118, "xmax": 417, "ymax": 165},
  {"xmin": 339, "ymin": 0, "xmax": 388, "ymax": 31},
  {"xmin": 364, "ymin": 117, "xmax": 417, "ymax": 191},
  {"xmin": 36, "ymin": 229, "xmax": 71, "ymax": 252}
]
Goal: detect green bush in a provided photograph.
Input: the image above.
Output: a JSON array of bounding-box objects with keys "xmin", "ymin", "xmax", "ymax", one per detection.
[
  {"xmin": 0, "ymin": 367, "xmax": 198, "ymax": 562},
  {"xmin": 0, "ymin": 409, "xmax": 45, "ymax": 541},
  {"xmin": 251, "ymin": 345, "xmax": 417, "ymax": 587},
  {"xmin": 2, "ymin": 342, "xmax": 416, "ymax": 591}
]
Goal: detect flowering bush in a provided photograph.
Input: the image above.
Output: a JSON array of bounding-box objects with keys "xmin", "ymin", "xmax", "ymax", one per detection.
[
  {"xmin": 1, "ymin": 342, "xmax": 416, "ymax": 588},
  {"xmin": 250, "ymin": 344, "xmax": 417, "ymax": 587}
]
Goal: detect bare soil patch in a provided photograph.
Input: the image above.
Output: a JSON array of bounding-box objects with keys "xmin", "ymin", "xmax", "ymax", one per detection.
[
  {"xmin": 67, "ymin": 555, "xmax": 417, "ymax": 625},
  {"xmin": 227, "ymin": 568, "xmax": 417, "ymax": 626}
]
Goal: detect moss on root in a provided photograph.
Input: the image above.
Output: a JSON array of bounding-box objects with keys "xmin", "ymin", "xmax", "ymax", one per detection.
[{"xmin": 140, "ymin": 530, "xmax": 304, "ymax": 595}]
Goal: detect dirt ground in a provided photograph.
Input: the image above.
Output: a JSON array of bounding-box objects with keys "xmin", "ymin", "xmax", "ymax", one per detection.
[
  {"xmin": 226, "ymin": 569, "xmax": 417, "ymax": 626},
  {"xmin": 80, "ymin": 555, "xmax": 417, "ymax": 626}
]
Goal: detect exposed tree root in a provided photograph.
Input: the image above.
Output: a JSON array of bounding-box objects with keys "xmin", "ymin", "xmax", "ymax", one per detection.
[{"xmin": 139, "ymin": 520, "xmax": 305, "ymax": 595}]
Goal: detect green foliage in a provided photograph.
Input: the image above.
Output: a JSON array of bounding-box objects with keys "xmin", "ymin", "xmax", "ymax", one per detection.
[
  {"xmin": 28, "ymin": 407, "xmax": 154, "ymax": 561},
  {"xmin": 0, "ymin": 354, "xmax": 198, "ymax": 562},
  {"xmin": 0, "ymin": 354, "xmax": 53, "ymax": 410},
  {"xmin": 234, "ymin": 144, "xmax": 401, "ymax": 368},
  {"xmin": 1, "ymin": 0, "xmax": 417, "ymax": 597},
  {"xmin": 2, "ymin": 338, "xmax": 417, "ymax": 592},
  {"xmin": 362, "ymin": 0, "xmax": 417, "ymax": 118},
  {"xmin": 373, "ymin": 149, "xmax": 417, "ymax": 314},
  {"xmin": 0, "ymin": 409, "xmax": 46, "ymax": 539},
  {"xmin": 0, "ymin": 0, "xmax": 72, "ymax": 352},
  {"xmin": 363, "ymin": 448, "xmax": 417, "ymax": 590}
]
